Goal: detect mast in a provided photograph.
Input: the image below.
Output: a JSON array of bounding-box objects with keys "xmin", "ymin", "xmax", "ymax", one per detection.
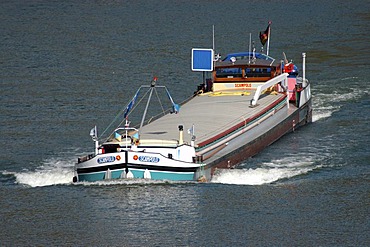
[
  {"xmin": 212, "ymin": 25, "xmax": 215, "ymax": 51},
  {"xmin": 89, "ymin": 126, "xmax": 99, "ymax": 155},
  {"xmin": 249, "ymin": 33, "xmax": 251, "ymax": 64},
  {"xmin": 139, "ymin": 78, "xmax": 156, "ymax": 129},
  {"xmin": 266, "ymin": 21, "xmax": 271, "ymax": 56}
]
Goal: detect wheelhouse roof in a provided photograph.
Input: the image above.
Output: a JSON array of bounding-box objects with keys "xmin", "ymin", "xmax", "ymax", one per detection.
[{"xmin": 216, "ymin": 52, "xmax": 280, "ymax": 68}]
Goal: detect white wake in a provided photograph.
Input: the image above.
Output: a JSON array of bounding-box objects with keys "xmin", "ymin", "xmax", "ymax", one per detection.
[
  {"xmin": 211, "ymin": 157, "xmax": 320, "ymax": 185},
  {"xmin": 312, "ymin": 82, "xmax": 367, "ymax": 122},
  {"xmin": 3, "ymin": 157, "xmax": 75, "ymax": 187}
]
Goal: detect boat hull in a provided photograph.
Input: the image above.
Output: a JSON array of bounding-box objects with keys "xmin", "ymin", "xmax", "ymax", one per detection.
[
  {"xmin": 204, "ymin": 98, "xmax": 312, "ymax": 177},
  {"xmin": 78, "ymin": 168, "xmax": 196, "ymax": 182},
  {"xmin": 75, "ymin": 150, "xmax": 204, "ymax": 182}
]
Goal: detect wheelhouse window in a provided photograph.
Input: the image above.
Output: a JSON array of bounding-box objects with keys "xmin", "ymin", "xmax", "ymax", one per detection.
[
  {"xmin": 216, "ymin": 67, "xmax": 242, "ymax": 78},
  {"xmin": 245, "ymin": 67, "xmax": 271, "ymax": 77}
]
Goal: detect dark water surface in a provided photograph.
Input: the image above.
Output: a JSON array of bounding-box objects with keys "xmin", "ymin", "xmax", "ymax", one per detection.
[{"xmin": 1, "ymin": 0, "xmax": 369, "ymax": 246}]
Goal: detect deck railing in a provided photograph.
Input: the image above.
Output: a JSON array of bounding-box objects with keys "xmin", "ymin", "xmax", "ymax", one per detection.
[{"xmin": 250, "ymin": 73, "xmax": 289, "ymax": 107}]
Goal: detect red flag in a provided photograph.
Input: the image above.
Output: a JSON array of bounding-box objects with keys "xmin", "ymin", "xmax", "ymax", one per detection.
[{"xmin": 259, "ymin": 23, "xmax": 271, "ymax": 46}]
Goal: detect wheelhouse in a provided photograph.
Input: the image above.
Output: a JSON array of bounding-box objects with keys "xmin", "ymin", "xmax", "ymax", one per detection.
[{"xmin": 211, "ymin": 52, "xmax": 282, "ymax": 91}]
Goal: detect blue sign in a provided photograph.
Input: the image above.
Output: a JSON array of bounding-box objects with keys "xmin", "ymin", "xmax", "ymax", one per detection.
[
  {"xmin": 191, "ymin": 48, "xmax": 214, "ymax": 71},
  {"xmin": 97, "ymin": 156, "xmax": 116, "ymax": 164},
  {"xmin": 139, "ymin": 156, "xmax": 160, "ymax": 163}
]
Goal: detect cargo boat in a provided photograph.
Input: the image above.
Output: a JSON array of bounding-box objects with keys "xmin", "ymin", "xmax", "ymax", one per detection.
[{"xmin": 73, "ymin": 28, "xmax": 312, "ymax": 183}]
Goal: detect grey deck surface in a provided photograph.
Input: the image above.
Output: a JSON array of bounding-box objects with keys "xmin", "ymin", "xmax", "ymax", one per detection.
[{"xmin": 139, "ymin": 91, "xmax": 285, "ymax": 146}]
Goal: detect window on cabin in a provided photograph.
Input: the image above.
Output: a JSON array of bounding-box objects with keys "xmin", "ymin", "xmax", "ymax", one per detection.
[
  {"xmin": 245, "ymin": 67, "xmax": 271, "ymax": 77},
  {"xmin": 216, "ymin": 68, "xmax": 242, "ymax": 78}
]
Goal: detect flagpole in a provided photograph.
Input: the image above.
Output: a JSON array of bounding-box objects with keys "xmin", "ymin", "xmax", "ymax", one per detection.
[
  {"xmin": 213, "ymin": 25, "xmax": 215, "ymax": 83},
  {"xmin": 91, "ymin": 125, "xmax": 98, "ymax": 155},
  {"xmin": 249, "ymin": 33, "xmax": 251, "ymax": 64},
  {"xmin": 212, "ymin": 25, "xmax": 215, "ymax": 51},
  {"xmin": 266, "ymin": 22, "xmax": 271, "ymax": 56}
]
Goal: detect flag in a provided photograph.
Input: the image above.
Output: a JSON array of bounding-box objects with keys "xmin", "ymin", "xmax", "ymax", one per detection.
[
  {"xmin": 90, "ymin": 126, "xmax": 97, "ymax": 140},
  {"xmin": 165, "ymin": 88, "xmax": 180, "ymax": 113},
  {"xmin": 173, "ymin": 104, "xmax": 180, "ymax": 114},
  {"xmin": 132, "ymin": 132, "xmax": 139, "ymax": 140},
  {"xmin": 123, "ymin": 90, "xmax": 139, "ymax": 119},
  {"xmin": 187, "ymin": 124, "xmax": 194, "ymax": 135},
  {"xmin": 114, "ymin": 132, "xmax": 122, "ymax": 142},
  {"xmin": 259, "ymin": 23, "xmax": 271, "ymax": 46}
]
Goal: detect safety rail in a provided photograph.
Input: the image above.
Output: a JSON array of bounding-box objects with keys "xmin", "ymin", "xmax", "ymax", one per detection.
[
  {"xmin": 250, "ymin": 73, "xmax": 289, "ymax": 106},
  {"xmin": 78, "ymin": 153, "xmax": 95, "ymax": 163}
]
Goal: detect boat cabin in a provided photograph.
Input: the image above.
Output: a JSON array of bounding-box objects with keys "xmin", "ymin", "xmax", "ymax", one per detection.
[{"xmin": 212, "ymin": 52, "xmax": 282, "ymax": 91}]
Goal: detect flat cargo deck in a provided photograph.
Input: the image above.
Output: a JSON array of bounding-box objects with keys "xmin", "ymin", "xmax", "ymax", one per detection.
[{"xmin": 139, "ymin": 91, "xmax": 286, "ymax": 146}]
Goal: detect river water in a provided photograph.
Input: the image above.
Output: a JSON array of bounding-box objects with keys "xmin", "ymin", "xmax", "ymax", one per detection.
[{"xmin": 1, "ymin": 0, "xmax": 369, "ymax": 246}]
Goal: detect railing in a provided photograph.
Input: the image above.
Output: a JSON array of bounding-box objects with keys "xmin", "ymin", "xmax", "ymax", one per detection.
[
  {"xmin": 250, "ymin": 73, "xmax": 289, "ymax": 107},
  {"xmin": 78, "ymin": 153, "xmax": 95, "ymax": 163}
]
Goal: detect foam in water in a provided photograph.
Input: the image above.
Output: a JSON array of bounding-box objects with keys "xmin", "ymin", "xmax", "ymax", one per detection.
[
  {"xmin": 312, "ymin": 95, "xmax": 339, "ymax": 122},
  {"xmin": 211, "ymin": 157, "xmax": 320, "ymax": 185},
  {"xmin": 4, "ymin": 157, "xmax": 75, "ymax": 187},
  {"xmin": 312, "ymin": 80, "xmax": 367, "ymax": 123},
  {"xmin": 312, "ymin": 109, "xmax": 332, "ymax": 122}
]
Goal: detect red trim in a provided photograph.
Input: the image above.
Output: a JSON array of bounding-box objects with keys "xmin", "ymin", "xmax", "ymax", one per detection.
[{"xmin": 197, "ymin": 95, "xmax": 287, "ymax": 148}]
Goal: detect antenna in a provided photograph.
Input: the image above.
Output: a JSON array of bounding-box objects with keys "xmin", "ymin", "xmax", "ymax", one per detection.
[
  {"xmin": 249, "ymin": 33, "xmax": 251, "ymax": 64},
  {"xmin": 212, "ymin": 25, "xmax": 215, "ymax": 51}
]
